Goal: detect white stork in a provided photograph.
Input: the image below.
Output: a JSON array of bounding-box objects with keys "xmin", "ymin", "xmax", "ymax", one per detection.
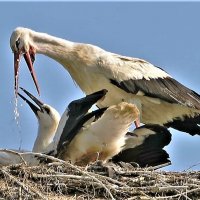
[{"xmin": 10, "ymin": 27, "xmax": 200, "ymax": 135}]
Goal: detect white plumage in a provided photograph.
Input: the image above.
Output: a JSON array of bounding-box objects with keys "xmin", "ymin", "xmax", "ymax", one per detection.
[{"xmin": 58, "ymin": 102, "xmax": 139, "ymax": 165}]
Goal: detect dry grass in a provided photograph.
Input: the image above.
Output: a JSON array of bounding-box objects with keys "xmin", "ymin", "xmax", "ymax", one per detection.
[{"xmin": 0, "ymin": 152, "xmax": 199, "ymax": 200}]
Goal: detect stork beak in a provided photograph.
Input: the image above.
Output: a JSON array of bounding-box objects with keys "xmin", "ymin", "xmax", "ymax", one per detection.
[
  {"xmin": 68, "ymin": 89, "xmax": 108, "ymax": 117},
  {"xmin": 14, "ymin": 52, "xmax": 21, "ymax": 96},
  {"xmin": 14, "ymin": 49, "xmax": 40, "ymax": 97},
  {"xmin": 80, "ymin": 89, "xmax": 108, "ymax": 107},
  {"xmin": 18, "ymin": 87, "xmax": 44, "ymax": 116}
]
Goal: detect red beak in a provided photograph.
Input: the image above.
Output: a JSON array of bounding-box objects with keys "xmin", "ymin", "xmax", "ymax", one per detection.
[
  {"xmin": 14, "ymin": 52, "xmax": 21, "ymax": 96},
  {"xmin": 14, "ymin": 50, "xmax": 40, "ymax": 96}
]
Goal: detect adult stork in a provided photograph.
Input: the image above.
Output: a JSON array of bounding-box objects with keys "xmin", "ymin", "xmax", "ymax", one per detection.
[{"xmin": 10, "ymin": 27, "xmax": 200, "ymax": 135}]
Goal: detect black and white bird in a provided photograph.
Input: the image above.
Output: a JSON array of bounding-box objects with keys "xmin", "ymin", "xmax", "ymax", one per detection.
[{"xmin": 10, "ymin": 27, "xmax": 200, "ymax": 135}]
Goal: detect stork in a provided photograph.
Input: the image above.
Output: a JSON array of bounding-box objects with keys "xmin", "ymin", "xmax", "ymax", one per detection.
[
  {"xmin": 37, "ymin": 88, "xmax": 140, "ymax": 165},
  {"xmin": 0, "ymin": 89, "xmax": 107, "ymax": 166},
  {"xmin": 10, "ymin": 27, "xmax": 200, "ymax": 135}
]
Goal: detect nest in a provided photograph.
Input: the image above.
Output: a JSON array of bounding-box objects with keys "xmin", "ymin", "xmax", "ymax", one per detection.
[{"xmin": 0, "ymin": 153, "xmax": 199, "ymax": 200}]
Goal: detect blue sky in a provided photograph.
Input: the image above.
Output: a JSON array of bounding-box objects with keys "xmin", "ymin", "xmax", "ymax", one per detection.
[{"xmin": 0, "ymin": 2, "xmax": 200, "ymax": 171}]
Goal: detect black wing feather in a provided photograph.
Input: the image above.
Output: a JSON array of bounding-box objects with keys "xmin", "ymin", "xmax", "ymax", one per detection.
[
  {"xmin": 56, "ymin": 108, "xmax": 107, "ymax": 154},
  {"xmin": 110, "ymin": 77, "xmax": 200, "ymax": 109},
  {"xmin": 112, "ymin": 125, "xmax": 171, "ymax": 167},
  {"xmin": 165, "ymin": 115, "xmax": 200, "ymax": 135}
]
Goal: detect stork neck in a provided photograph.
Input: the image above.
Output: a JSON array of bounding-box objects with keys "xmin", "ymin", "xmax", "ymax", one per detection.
[
  {"xmin": 31, "ymin": 30, "xmax": 106, "ymax": 94},
  {"xmin": 32, "ymin": 31, "xmax": 74, "ymax": 65},
  {"xmin": 32, "ymin": 125, "xmax": 55, "ymax": 153}
]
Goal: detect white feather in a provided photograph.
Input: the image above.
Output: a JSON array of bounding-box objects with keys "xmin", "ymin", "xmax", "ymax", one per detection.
[{"xmin": 62, "ymin": 102, "xmax": 139, "ymax": 165}]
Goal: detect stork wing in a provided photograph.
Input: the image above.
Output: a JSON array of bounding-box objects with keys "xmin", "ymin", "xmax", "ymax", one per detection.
[
  {"xmin": 98, "ymin": 53, "xmax": 200, "ymax": 109},
  {"xmin": 56, "ymin": 108, "xmax": 107, "ymax": 154},
  {"xmin": 112, "ymin": 125, "xmax": 172, "ymax": 167}
]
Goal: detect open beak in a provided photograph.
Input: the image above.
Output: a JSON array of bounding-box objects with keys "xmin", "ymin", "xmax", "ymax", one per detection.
[
  {"xmin": 14, "ymin": 49, "xmax": 40, "ymax": 97},
  {"xmin": 17, "ymin": 87, "xmax": 43, "ymax": 116}
]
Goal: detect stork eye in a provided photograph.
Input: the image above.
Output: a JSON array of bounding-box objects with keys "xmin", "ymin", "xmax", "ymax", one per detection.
[
  {"xmin": 16, "ymin": 38, "xmax": 20, "ymax": 50},
  {"xmin": 44, "ymin": 107, "xmax": 50, "ymax": 114}
]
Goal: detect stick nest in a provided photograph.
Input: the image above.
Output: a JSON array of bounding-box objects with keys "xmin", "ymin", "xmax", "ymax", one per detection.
[{"xmin": 0, "ymin": 153, "xmax": 199, "ymax": 200}]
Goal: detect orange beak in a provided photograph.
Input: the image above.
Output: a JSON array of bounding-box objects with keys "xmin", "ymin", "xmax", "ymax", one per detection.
[{"xmin": 14, "ymin": 49, "xmax": 40, "ymax": 97}]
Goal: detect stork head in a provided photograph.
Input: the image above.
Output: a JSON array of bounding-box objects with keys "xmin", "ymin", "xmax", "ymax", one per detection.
[
  {"xmin": 18, "ymin": 87, "xmax": 60, "ymax": 132},
  {"xmin": 10, "ymin": 27, "xmax": 39, "ymax": 96}
]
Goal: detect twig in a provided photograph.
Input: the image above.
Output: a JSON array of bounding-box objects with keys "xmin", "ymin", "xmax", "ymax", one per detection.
[
  {"xmin": 18, "ymin": 186, "xmax": 22, "ymax": 200},
  {"xmin": 184, "ymin": 162, "xmax": 200, "ymax": 171},
  {"xmin": 32, "ymin": 173, "xmax": 92, "ymax": 180},
  {"xmin": 157, "ymin": 187, "xmax": 200, "ymax": 199},
  {"xmin": 158, "ymin": 175, "xmax": 192, "ymax": 200},
  {"xmin": 172, "ymin": 187, "xmax": 200, "ymax": 199},
  {"xmin": 87, "ymin": 171, "xmax": 128, "ymax": 187},
  {"xmin": 0, "ymin": 149, "xmax": 27, "ymax": 165}
]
